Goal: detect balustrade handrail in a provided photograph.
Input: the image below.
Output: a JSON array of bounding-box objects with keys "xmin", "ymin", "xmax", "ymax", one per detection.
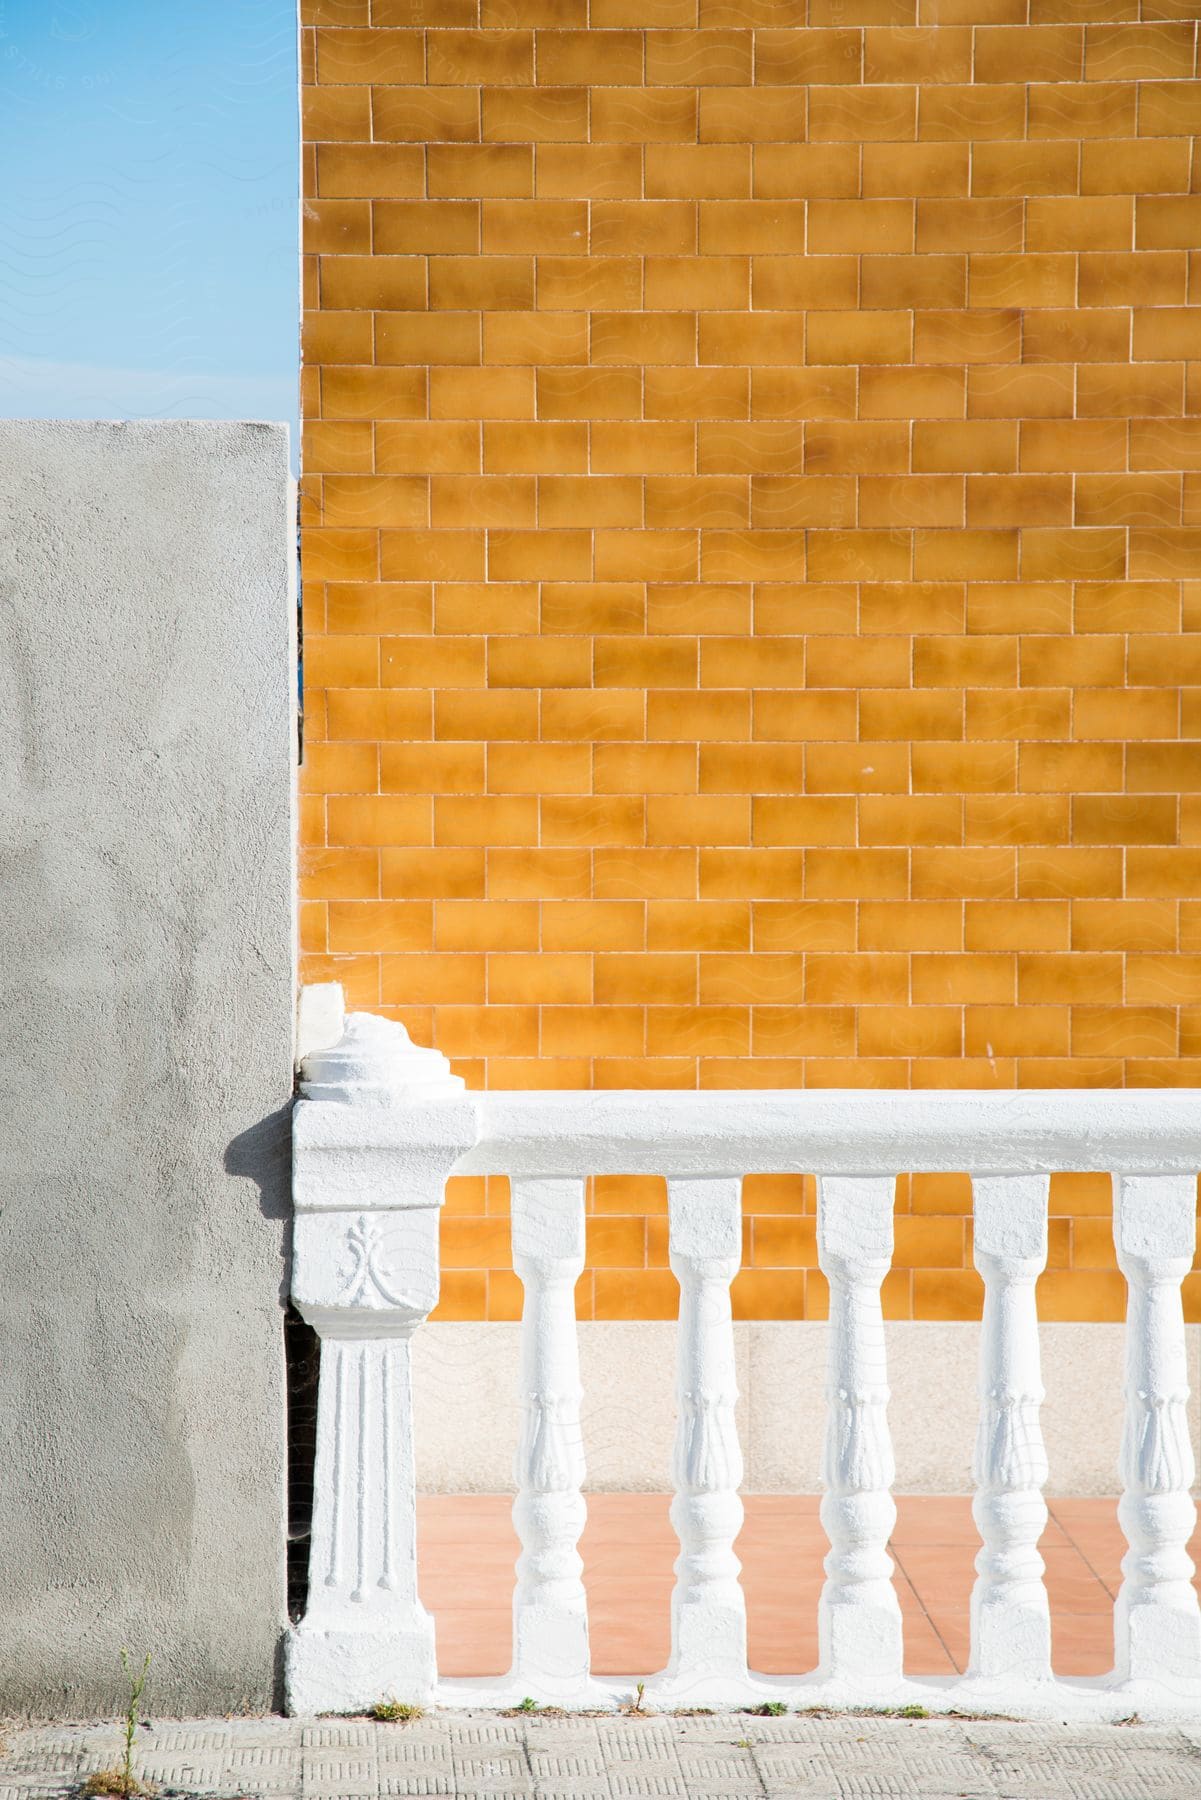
[
  {"xmin": 299, "ymin": 1086, "xmax": 1201, "ymax": 1178},
  {"xmin": 285, "ymin": 995, "xmax": 1201, "ymax": 1725}
]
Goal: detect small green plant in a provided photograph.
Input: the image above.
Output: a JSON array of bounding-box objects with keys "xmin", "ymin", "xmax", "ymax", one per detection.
[
  {"xmin": 746, "ymin": 1701, "xmax": 787, "ymax": 1716},
  {"xmin": 81, "ymin": 1651, "xmax": 152, "ymax": 1797},
  {"xmin": 120, "ymin": 1649, "xmax": 151, "ymax": 1792},
  {"xmin": 369, "ymin": 1699, "xmax": 424, "ymax": 1723},
  {"xmin": 502, "ymin": 1694, "xmax": 568, "ymax": 1718},
  {"xmin": 897, "ymin": 1704, "xmax": 929, "ymax": 1720},
  {"xmin": 620, "ymin": 1681, "xmax": 651, "ymax": 1715}
]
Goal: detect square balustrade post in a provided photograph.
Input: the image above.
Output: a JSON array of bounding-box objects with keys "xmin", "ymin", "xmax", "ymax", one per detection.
[{"xmin": 285, "ymin": 1003, "xmax": 476, "ymax": 1716}]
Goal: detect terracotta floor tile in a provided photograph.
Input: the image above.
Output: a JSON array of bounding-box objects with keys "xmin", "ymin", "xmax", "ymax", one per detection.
[
  {"xmin": 890, "ymin": 1540, "xmax": 976, "ymax": 1596},
  {"xmin": 890, "ymin": 1495, "xmax": 985, "ymax": 1547},
  {"xmin": 1047, "ymin": 1615, "xmax": 1115, "ymax": 1677},
  {"xmin": 415, "ymin": 1493, "xmax": 1201, "ymax": 1682},
  {"xmin": 897, "ymin": 1623, "xmax": 960, "ymax": 1677},
  {"xmin": 917, "ymin": 1610, "xmax": 971, "ymax": 1673},
  {"xmin": 891, "ymin": 1494, "xmax": 1071, "ymax": 1549},
  {"xmin": 1041, "ymin": 1544, "xmax": 1118, "ymax": 1615},
  {"xmin": 1049, "ymin": 1502, "xmax": 1128, "ymax": 1539},
  {"xmin": 1047, "ymin": 1498, "xmax": 1129, "ymax": 1597},
  {"xmin": 1047, "ymin": 1496, "xmax": 1120, "ymax": 1524}
]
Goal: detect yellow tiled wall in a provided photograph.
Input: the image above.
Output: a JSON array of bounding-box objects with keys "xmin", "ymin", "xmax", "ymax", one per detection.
[{"xmin": 299, "ymin": 0, "xmax": 1201, "ymax": 1323}]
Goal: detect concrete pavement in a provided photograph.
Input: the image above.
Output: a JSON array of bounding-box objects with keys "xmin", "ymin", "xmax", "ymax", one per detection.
[{"xmin": 4, "ymin": 1709, "xmax": 1201, "ymax": 1799}]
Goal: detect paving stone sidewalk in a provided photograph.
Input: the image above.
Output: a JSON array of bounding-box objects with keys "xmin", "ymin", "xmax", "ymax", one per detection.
[{"xmin": 4, "ymin": 1711, "xmax": 1201, "ymax": 1800}]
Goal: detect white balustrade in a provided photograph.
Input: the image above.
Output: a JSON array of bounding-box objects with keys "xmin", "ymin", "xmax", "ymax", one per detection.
[
  {"xmin": 967, "ymin": 1175, "xmax": 1052, "ymax": 1690},
  {"xmin": 1113, "ymin": 1175, "xmax": 1201, "ymax": 1695},
  {"xmin": 816, "ymin": 1176, "xmax": 903, "ymax": 1690},
  {"xmin": 510, "ymin": 1176, "xmax": 592, "ymax": 1698},
  {"xmin": 286, "ymin": 988, "xmax": 1201, "ymax": 1722}
]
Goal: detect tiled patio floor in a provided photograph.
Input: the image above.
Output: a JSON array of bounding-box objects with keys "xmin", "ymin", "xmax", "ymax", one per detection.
[{"xmin": 419, "ymin": 1493, "xmax": 1171, "ymax": 1680}]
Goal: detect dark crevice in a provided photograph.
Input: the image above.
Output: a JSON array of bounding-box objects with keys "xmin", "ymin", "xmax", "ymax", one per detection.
[{"xmin": 284, "ymin": 1301, "xmax": 320, "ymax": 1622}]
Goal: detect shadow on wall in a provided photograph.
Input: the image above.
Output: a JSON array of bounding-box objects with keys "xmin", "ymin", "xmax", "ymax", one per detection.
[{"xmin": 226, "ymin": 1104, "xmax": 293, "ymax": 1245}]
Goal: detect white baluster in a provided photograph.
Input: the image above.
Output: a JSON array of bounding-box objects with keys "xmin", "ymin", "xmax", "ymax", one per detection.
[
  {"xmin": 655, "ymin": 1176, "xmax": 747, "ymax": 1698},
  {"xmin": 510, "ymin": 1176, "xmax": 592, "ymax": 1697},
  {"xmin": 1113, "ymin": 1174, "xmax": 1201, "ymax": 1692},
  {"xmin": 968, "ymin": 1175, "xmax": 1052, "ymax": 1687},
  {"xmin": 286, "ymin": 1010, "xmax": 475, "ymax": 1715},
  {"xmin": 816, "ymin": 1175, "xmax": 903, "ymax": 1687}
]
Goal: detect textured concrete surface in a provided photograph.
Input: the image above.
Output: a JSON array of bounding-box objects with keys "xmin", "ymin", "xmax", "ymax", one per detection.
[
  {"xmin": 0, "ymin": 421, "xmax": 295, "ymax": 1714},
  {"xmin": 414, "ymin": 1321, "xmax": 1197, "ymax": 1497},
  {"xmin": 5, "ymin": 1711, "xmax": 1201, "ymax": 1799}
]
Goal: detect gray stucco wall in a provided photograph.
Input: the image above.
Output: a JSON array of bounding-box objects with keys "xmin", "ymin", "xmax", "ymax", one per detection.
[{"xmin": 0, "ymin": 421, "xmax": 295, "ymax": 1716}]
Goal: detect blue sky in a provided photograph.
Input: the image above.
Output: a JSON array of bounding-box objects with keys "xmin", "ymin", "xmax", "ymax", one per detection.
[{"xmin": 0, "ymin": 0, "xmax": 298, "ymax": 461}]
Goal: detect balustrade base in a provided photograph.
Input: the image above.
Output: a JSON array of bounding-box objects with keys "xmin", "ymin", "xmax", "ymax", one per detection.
[
  {"xmin": 511, "ymin": 1606, "xmax": 595, "ymax": 1702},
  {"xmin": 646, "ymin": 1598, "xmax": 751, "ymax": 1706},
  {"xmin": 438, "ymin": 1673, "xmax": 617, "ymax": 1710},
  {"xmin": 1115, "ymin": 1596, "xmax": 1201, "ymax": 1690},
  {"xmin": 818, "ymin": 1598, "xmax": 905, "ymax": 1690},
  {"xmin": 967, "ymin": 1602, "xmax": 1052, "ymax": 1688},
  {"xmin": 285, "ymin": 1618, "xmax": 437, "ymax": 1715},
  {"xmin": 422, "ymin": 1672, "xmax": 1201, "ymax": 1724},
  {"xmin": 939, "ymin": 1671, "xmax": 1201, "ymax": 1723},
  {"xmin": 645, "ymin": 1669, "xmax": 763, "ymax": 1708}
]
